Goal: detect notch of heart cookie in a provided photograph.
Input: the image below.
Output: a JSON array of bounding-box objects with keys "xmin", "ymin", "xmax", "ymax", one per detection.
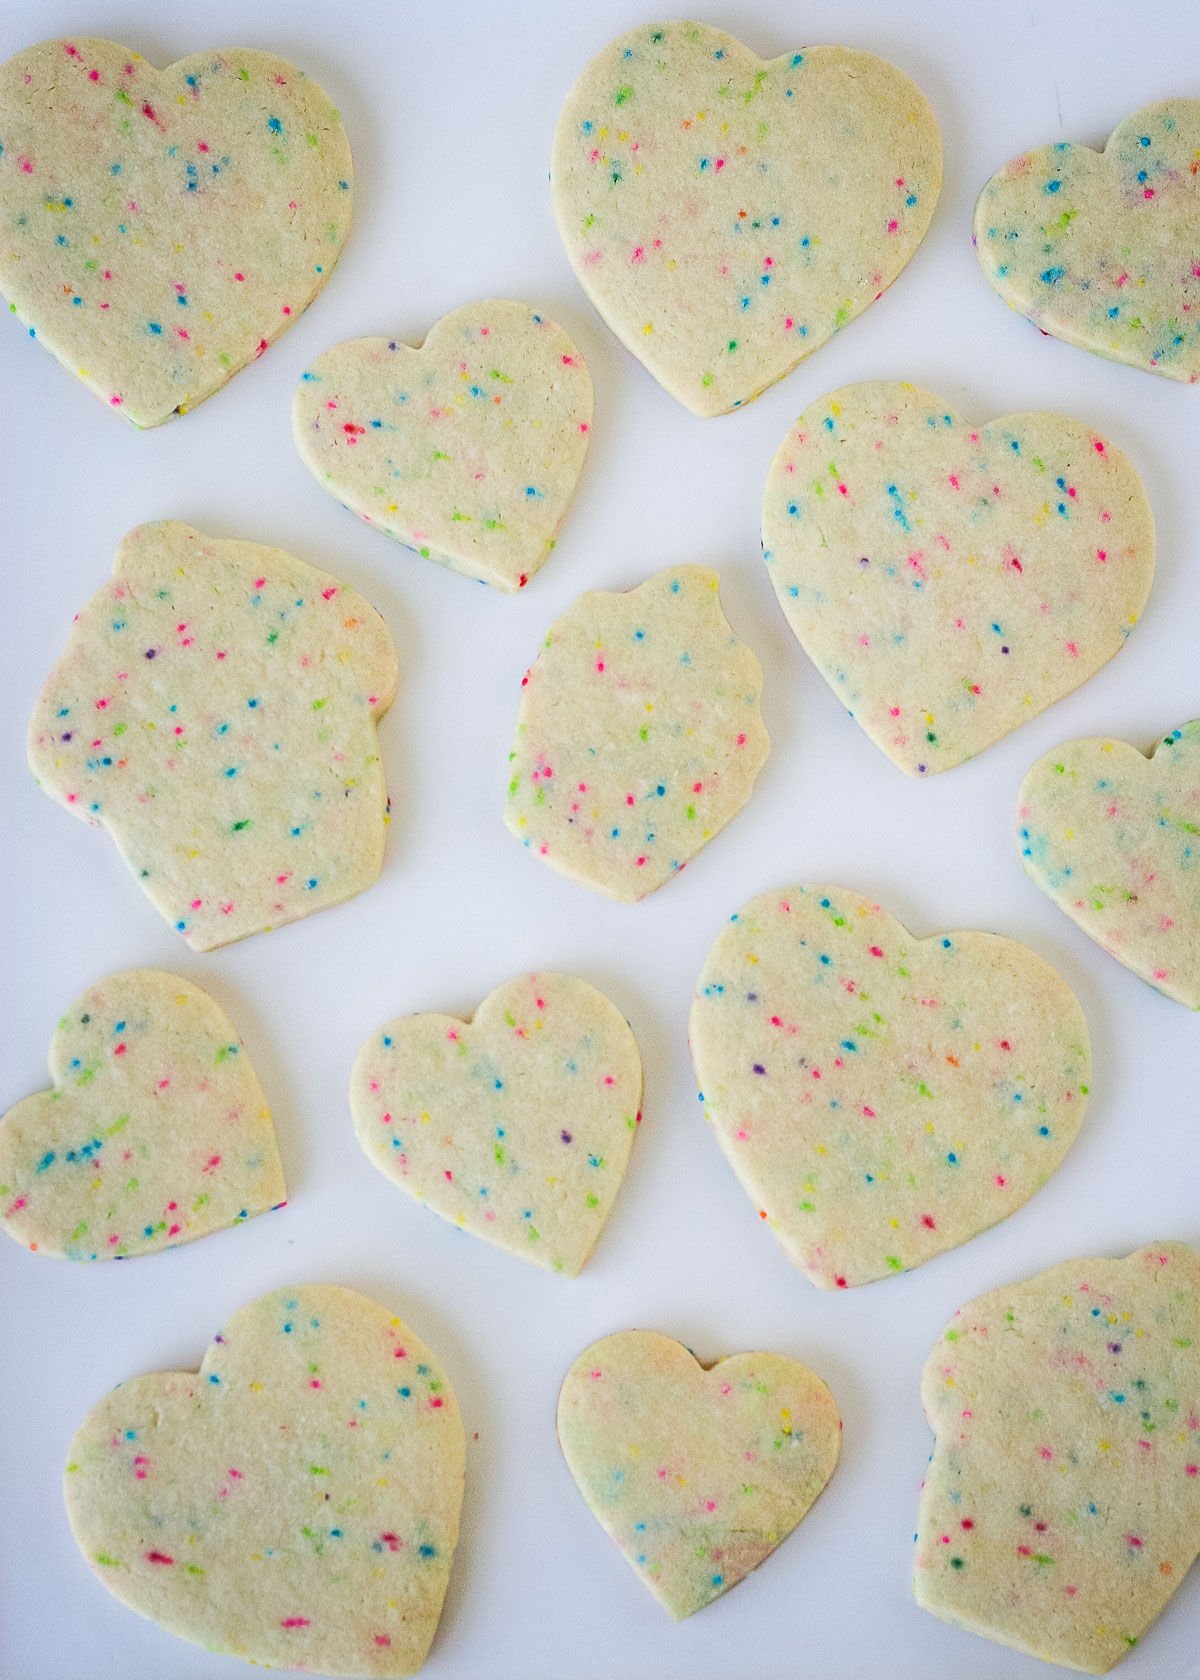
[
  {"xmin": 350, "ymin": 973, "xmax": 642, "ymax": 1275},
  {"xmin": 762, "ymin": 381, "xmax": 1155, "ymax": 774},
  {"xmin": 294, "ymin": 301, "xmax": 594, "ymax": 591},
  {"xmin": 0, "ymin": 37, "xmax": 353, "ymax": 426},
  {"xmin": 551, "ymin": 21, "xmax": 941, "ymax": 416}
]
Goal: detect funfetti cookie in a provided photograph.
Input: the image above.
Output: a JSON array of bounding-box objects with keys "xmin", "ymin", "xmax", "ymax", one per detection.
[
  {"xmin": 0, "ymin": 969, "xmax": 284, "ymax": 1260},
  {"xmin": 557, "ymin": 1330, "xmax": 841, "ymax": 1618},
  {"xmin": 504, "ymin": 565, "xmax": 769, "ymax": 900},
  {"xmin": 65, "ymin": 1285, "xmax": 465, "ymax": 1678},
  {"xmin": 293, "ymin": 301, "xmax": 593, "ymax": 592},
  {"xmin": 28, "ymin": 521, "xmax": 397, "ymax": 951},
  {"xmin": 975, "ymin": 100, "xmax": 1200, "ymax": 383},
  {"xmin": 0, "ymin": 38, "xmax": 352, "ymax": 426},
  {"xmin": 1018, "ymin": 722, "xmax": 1200, "ymax": 1009},
  {"xmin": 351, "ymin": 973, "xmax": 641, "ymax": 1275},
  {"xmin": 915, "ymin": 1242, "xmax": 1200, "ymax": 1673},
  {"xmin": 690, "ymin": 885, "xmax": 1091, "ymax": 1289},
  {"xmin": 551, "ymin": 21, "xmax": 941, "ymax": 417},
  {"xmin": 762, "ymin": 382, "xmax": 1155, "ymax": 775}
]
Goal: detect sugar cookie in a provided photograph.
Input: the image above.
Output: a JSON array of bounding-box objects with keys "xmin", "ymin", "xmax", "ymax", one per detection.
[
  {"xmin": 690, "ymin": 885, "xmax": 1091, "ymax": 1288},
  {"xmin": 915, "ymin": 1242, "xmax": 1200, "ymax": 1672},
  {"xmin": 0, "ymin": 969, "xmax": 284, "ymax": 1260},
  {"xmin": 762, "ymin": 382, "xmax": 1154, "ymax": 774},
  {"xmin": 350, "ymin": 973, "xmax": 642, "ymax": 1274},
  {"xmin": 65, "ymin": 1285, "xmax": 464, "ymax": 1677},
  {"xmin": 504, "ymin": 565, "xmax": 768, "ymax": 899},
  {"xmin": 294, "ymin": 301, "xmax": 593, "ymax": 591},
  {"xmin": 28, "ymin": 521, "xmax": 397, "ymax": 950},
  {"xmin": 0, "ymin": 37, "xmax": 352, "ymax": 425},
  {"xmin": 551, "ymin": 21, "xmax": 941, "ymax": 416}
]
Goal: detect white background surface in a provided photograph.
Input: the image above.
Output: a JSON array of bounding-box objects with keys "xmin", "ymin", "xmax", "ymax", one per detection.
[{"xmin": 1, "ymin": 2, "xmax": 1198, "ymax": 1676}]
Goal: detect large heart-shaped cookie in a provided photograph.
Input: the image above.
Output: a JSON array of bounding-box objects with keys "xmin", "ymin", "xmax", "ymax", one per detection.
[
  {"xmin": 28, "ymin": 521, "xmax": 397, "ymax": 950},
  {"xmin": 557, "ymin": 1329, "xmax": 841, "ymax": 1618},
  {"xmin": 504, "ymin": 564, "xmax": 769, "ymax": 899},
  {"xmin": 1017, "ymin": 721, "xmax": 1200, "ymax": 1009},
  {"xmin": 350, "ymin": 973, "xmax": 641, "ymax": 1275},
  {"xmin": 0, "ymin": 37, "xmax": 352, "ymax": 426},
  {"xmin": 0, "ymin": 969, "xmax": 284, "ymax": 1259},
  {"xmin": 915, "ymin": 1242, "xmax": 1200, "ymax": 1672},
  {"xmin": 975, "ymin": 100, "xmax": 1200, "ymax": 383},
  {"xmin": 762, "ymin": 382, "xmax": 1155, "ymax": 774},
  {"xmin": 293, "ymin": 301, "xmax": 593, "ymax": 591},
  {"xmin": 65, "ymin": 1285, "xmax": 465, "ymax": 1677},
  {"xmin": 551, "ymin": 22, "xmax": 940, "ymax": 417},
  {"xmin": 690, "ymin": 885, "xmax": 1091, "ymax": 1288}
]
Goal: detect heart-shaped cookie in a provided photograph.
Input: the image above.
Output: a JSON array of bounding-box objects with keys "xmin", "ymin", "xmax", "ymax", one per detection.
[
  {"xmin": 762, "ymin": 382, "xmax": 1155, "ymax": 775},
  {"xmin": 557, "ymin": 1329, "xmax": 841, "ymax": 1618},
  {"xmin": 505, "ymin": 565, "xmax": 769, "ymax": 899},
  {"xmin": 975, "ymin": 100, "xmax": 1200, "ymax": 383},
  {"xmin": 28, "ymin": 521, "xmax": 397, "ymax": 950},
  {"xmin": 915, "ymin": 1242, "xmax": 1200, "ymax": 1672},
  {"xmin": 551, "ymin": 21, "xmax": 941, "ymax": 416},
  {"xmin": 350, "ymin": 973, "xmax": 641, "ymax": 1275},
  {"xmin": 293, "ymin": 301, "xmax": 593, "ymax": 592},
  {"xmin": 1017, "ymin": 722, "xmax": 1200, "ymax": 1009},
  {"xmin": 65, "ymin": 1285, "xmax": 465, "ymax": 1677},
  {"xmin": 0, "ymin": 37, "xmax": 352, "ymax": 426},
  {"xmin": 690, "ymin": 885, "xmax": 1091, "ymax": 1288},
  {"xmin": 0, "ymin": 969, "xmax": 284, "ymax": 1259}
]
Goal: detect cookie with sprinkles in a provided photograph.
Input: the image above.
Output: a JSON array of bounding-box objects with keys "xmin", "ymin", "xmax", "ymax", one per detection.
[
  {"xmin": 64, "ymin": 1285, "xmax": 465, "ymax": 1676},
  {"xmin": 294, "ymin": 301, "xmax": 593, "ymax": 591},
  {"xmin": 1017, "ymin": 722, "xmax": 1200, "ymax": 1009},
  {"xmin": 762, "ymin": 381, "xmax": 1155, "ymax": 775},
  {"xmin": 975, "ymin": 100, "xmax": 1200, "ymax": 383},
  {"xmin": 504, "ymin": 565, "xmax": 769, "ymax": 900},
  {"xmin": 558, "ymin": 1329, "xmax": 841, "ymax": 1618},
  {"xmin": 0, "ymin": 37, "xmax": 352, "ymax": 425},
  {"xmin": 915, "ymin": 1242, "xmax": 1200, "ymax": 1672},
  {"xmin": 551, "ymin": 21, "xmax": 941, "ymax": 415},
  {"xmin": 351, "ymin": 973, "xmax": 641, "ymax": 1275},
  {"xmin": 28, "ymin": 521, "xmax": 397, "ymax": 951},
  {"xmin": 690, "ymin": 885, "xmax": 1091, "ymax": 1288}
]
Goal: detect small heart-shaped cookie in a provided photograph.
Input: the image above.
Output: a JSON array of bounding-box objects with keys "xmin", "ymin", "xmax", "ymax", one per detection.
[
  {"xmin": 690, "ymin": 885, "xmax": 1091, "ymax": 1288},
  {"xmin": 350, "ymin": 973, "xmax": 641, "ymax": 1274},
  {"xmin": 65, "ymin": 1285, "xmax": 465, "ymax": 1677},
  {"xmin": 915, "ymin": 1242, "xmax": 1200, "ymax": 1673},
  {"xmin": 0, "ymin": 37, "xmax": 352, "ymax": 425},
  {"xmin": 0, "ymin": 969, "xmax": 284, "ymax": 1259},
  {"xmin": 294, "ymin": 301, "xmax": 593, "ymax": 591},
  {"xmin": 558, "ymin": 1330, "xmax": 840, "ymax": 1618},
  {"xmin": 762, "ymin": 382, "xmax": 1155, "ymax": 774},
  {"xmin": 551, "ymin": 21, "xmax": 941, "ymax": 416},
  {"xmin": 28, "ymin": 521, "xmax": 397, "ymax": 950},
  {"xmin": 1018, "ymin": 722, "xmax": 1200, "ymax": 1009},
  {"xmin": 505, "ymin": 565, "xmax": 769, "ymax": 899},
  {"xmin": 975, "ymin": 100, "xmax": 1200, "ymax": 383}
]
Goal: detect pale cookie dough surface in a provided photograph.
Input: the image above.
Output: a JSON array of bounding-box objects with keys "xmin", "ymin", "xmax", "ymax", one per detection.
[
  {"xmin": 350, "ymin": 973, "xmax": 642, "ymax": 1275},
  {"xmin": 690, "ymin": 885, "xmax": 1091, "ymax": 1289},
  {"xmin": 65, "ymin": 1285, "xmax": 465, "ymax": 1678},
  {"xmin": 915, "ymin": 1242, "xmax": 1200, "ymax": 1673},
  {"xmin": 504, "ymin": 565, "xmax": 768, "ymax": 900},
  {"xmin": 762, "ymin": 382, "xmax": 1155, "ymax": 775},
  {"xmin": 293, "ymin": 300, "xmax": 593, "ymax": 592},
  {"xmin": 0, "ymin": 969, "xmax": 284, "ymax": 1260},
  {"xmin": 28, "ymin": 521, "xmax": 397, "ymax": 951},
  {"xmin": 975, "ymin": 100, "xmax": 1200, "ymax": 384},
  {"xmin": 558, "ymin": 1330, "xmax": 840, "ymax": 1619},
  {"xmin": 1018, "ymin": 722, "xmax": 1200, "ymax": 1010},
  {"xmin": 0, "ymin": 37, "xmax": 352, "ymax": 426},
  {"xmin": 551, "ymin": 21, "xmax": 941, "ymax": 416}
]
